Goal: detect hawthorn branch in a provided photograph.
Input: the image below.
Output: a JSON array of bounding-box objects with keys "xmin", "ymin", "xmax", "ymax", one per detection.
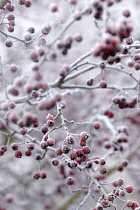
[
  {"xmin": 76, "ymin": 186, "xmax": 91, "ymax": 210},
  {"xmin": 70, "ymin": 50, "xmax": 92, "ymax": 69},
  {"xmin": 59, "ymin": 84, "xmax": 135, "ymax": 91},
  {"xmin": 63, "ymin": 64, "xmax": 98, "ymax": 83},
  {"xmin": 0, "ymin": 30, "xmax": 33, "ymax": 46}
]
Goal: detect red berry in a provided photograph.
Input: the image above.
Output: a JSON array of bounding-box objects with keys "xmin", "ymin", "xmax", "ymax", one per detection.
[
  {"xmin": 40, "ymin": 171, "xmax": 47, "ymax": 179},
  {"xmin": 46, "ymin": 114, "xmax": 54, "ymax": 121},
  {"xmin": 107, "ymin": 194, "xmax": 114, "ymax": 202},
  {"xmin": 112, "ymin": 179, "xmax": 118, "ymax": 187},
  {"xmin": 68, "ymin": 160, "xmax": 77, "ymax": 168},
  {"xmin": 37, "ymin": 47, "xmax": 45, "ymax": 56},
  {"xmin": 116, "ymin": 178, "xmax": 124, "ymax": 186},
  {"xmin": 74, "ymin": 33, "xmax": 83, "ymax": 42},
  {"xmin": 67, "ymin": 177, "xmax": 75, "ymax": 185},
  {"xmin": 47, "ymin": 120, "xmax": 54, "ymax": 127},
  {"xmin": 117, "ymin": 164, "xmax": 124, "ymax": 172},
  {"xmin": 5, "ymin": 193, "xmax": 14, "ymax": 203},
  {"xmin": 25, "ymin": 150, "xmax": 32, "ymax": 156},
  {"xmin": 41, "ymin": 125, "xmax": 48, "ymax": 134},
  {"xmin": 126, "ymin": 200, "xmax": 133, "ymax": 207},
  {"xmin": 134, "ymin": 63, "xmax": 140, "ymax": 70},
  {"xmin": 126, "ymin": 185, "xmax": 134, "ymax": 193},
  {"xmin": 85, "ymin": 161, "xmax": 93, "ymax": 168},
  {"xmin": 8, "ymin": 20, "xmax": 15, "ymax": 27},
  {"xmin": 87, "ymin": 78, "xmax": 94, "ymax": 86},
  {"xmin": 0, "ymin": 145, "xmax": 7, "ymax": 152},
  {"xmin": 27, "ymin": 143, "xmax": 35, "ymax": 151},
  {"xmin": 131, "ymin": 201, "xmax": 139, "ymax": 209},
  {"xmin": 119, "ymin": 190, "xmax": 125, "ymax": 197},
  {"xmin": 100, "ymin": 80, "xmax": 107, "ymax": 88},
  {"xmin": 79, "ymin": 140, "xmax": 87, "ymax": 147},
  {"xmin": 0, "ymin": 151, "xmax": 4, "ymax": 156},
  {"xmin": 35, "ymin": 154, "xmax": 42, "ymax": 160},
  {"xmin": 5, "ymin": 39, "xmax": 13, "ymax": 47},
  {"xmin": 11, "ymin": 143, "xmax": 18, "ymax": 151},
  {"xmin": 79, "ymin": 131, "xmax": 89, "ymax": 141},
  {"xmin": 104, "ymin": 141, "xmax": 112, "ymax": 149},
  {"xmin": 65, "ymin": 135, "xmax": 75, "ymax": 144},
  {"xmin": 122, "ymin": 159, "xmax": 129, "ymax": 167},
  {"xmin": 25, "ymin": 0, "xmax": 32, "ymax": 7},
  {"xmin": 6, "ymin": 3, "xmax": 14, "ymax": 11},
  {"xmin": 52, "ymin": 158, "xmax": 59, "ymax": 166},
  {"xmin": 49, "ymin": 3, "xmax": 58, "ymax": 12},
  {"xmin": 9, "ymin": 113, "xmax": 19, "ymax": 124},
  {"xmin": 76, "ymin": 149, "xmax": 84, "ymax": 157},
  {"xmin": 10, "ymin": 64, "xmax": 18, "ymax": 73},
  {"xmin": 101, "ymin": 200, "xmax": 109, "ymax": 207},
  {"xmin": 17, "ymin": 0, "xmax": 25, "ymax": 5},
  {"xmin": 99, "ymin": 166, "xmax": 107, "ymax": 174},
  {"xmin": 69, "ymin": 161, "xmax": 78, "ymax": 169},
  {"xmin": 70, "ymin": 152, "xmax": 77, "ymax": 160},
  {"xmin": 99, "ymin": 159, "xmax": 106, "ymax": 165},
  {"xmin": 122, "ymin": 9, "xmax": 131, "ymax": 17},
  {"xmin": 69, "ymin": 169, "xmax": 75, "ymax": 175},
  {"xmin": 29, "ymin": 50, "xmax": 39, "ymax": 62},
  {"xmin": 99, "ymin": 62, "xmax": 106, "ymax": 69},
  {"xmin": 8, "ymin": 86, "xmax": 19, "ymax": 96},
  {"xmin": 55, "ymin": 147, "xmax": 62, "ymax": 156},
  {"xmin": 40, "ymin": 141, "xmax": 48, "ymax": 149},
  {"xmin": 126, "ymin": 37, "xmax": 133, "ymax": 45},
  {"xmin": 47, "ymin": 138, "xmax": 55, "ymax": 146},
  {"xmin": 69, "ymin": 0, "xmax": 77, "ymax": 5},
  {"xmin": 93, "ymin": 157, "xmax": 100, "ymax": 164},
  {"xmin": 27, "ymin": 27, "xmax": 35, "ymax": 34},
  {"xmin": 54, "ymin": 93, "xmax": 62, "ymax": 101},
  {"xmin": 61, "ymin": 145, "xmax": 70, "ymax": 154},
  {"xmin": 74, "ymin": 10, "xmax": 82, "ymax": 21},
  {"xmin": 83, "ymin": 146, "xmax": 91, "ymax": 154},
  {"xmin": 93, "ymin": 121, "xmax": 101, "ymax": 129},
  {"xmin": 33, "ymin": 172, "xmax": 40, "ymax": 179},
  {"xmin": 20, "ymin": 127, "xmax": 27, "ymax": 135},
  {"xmin": 15, "ymin": 151, "xmax": 22, "ymax": 158},
  {"xmin": 108, "ymin": 112, "xmax": 114, "ymax": 118}
]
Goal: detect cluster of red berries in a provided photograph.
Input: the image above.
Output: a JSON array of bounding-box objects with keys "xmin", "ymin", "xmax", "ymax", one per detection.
[
  {"xmin": 7, "ymin": 72, "xmax": 48, "ymax": 98},
  {"xmin": 103, "ymin": 110, "xmax": 114, "ymax": 118},
  {"xmin": 92, "ymin": 0, "xmax": 118, "ymax": 20},
  {"xmin": 33, "ymin": 171, "xmax": 47, "ymax": 179},
  {"xmin": 17, "ymin": 0, "xmax": 32, "ymax": 7},
  {"xmin": 28, "ymin": 47, "xmax": 45, "ymax": 62},
  {"xmin": 24, "ymin": 82, "xmax": 48, "ymax": 94},
  {"xmin": 4, "ymin": 0, "xmax": 32, "ymax": 32},
  {"xmin": 20, "ymin": 112, "xmax": 39, "ymax": 128},
  {"xmin": 92, "ymin": 1, "xmax": 104, "ymax": 20},
  {"xmin": 111, "ymin": 178, "xmax": 134, "ymax": 196},
  {"xmin": 116, "ymin": 158, "xmax": 129, "ymax": 172},
  {"xmin": 92, "ymin": 178, "xmax": 136, "ymax": 210},
  {"xmin": 133, "ymin": 54, "xmax": 140, "ymax": 71},
  {"xmin": 38, "ymin": 94, "xmax": 62, "ymax": 111},
  {"xmin": 1, "ymin": 101, "xmax": 16, "ymax": 111},
  {"xmin": 113, "ymin": 95, "xmax": 137, "ymax": 109},
  {"xmin": 57, "ymin": 34, "xmax": 82, "ymax": 57},
  {"xmin": 11, "ymin": 142, "xmax": 35, "ymax": 158},
  {"xmin": 107, "ymin": 20, "xmax": 133, "ymax": 42},
  {"xmin": 103, "ymin": 125, "xmax": 129, "ymax": 152},
  {"xmin": 6, "ymin": 14, "xmax": 15, "ymax": 33},
  {"xmin": 92, "ymin": 35, "xmax": 121, "ymax": 60}
]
